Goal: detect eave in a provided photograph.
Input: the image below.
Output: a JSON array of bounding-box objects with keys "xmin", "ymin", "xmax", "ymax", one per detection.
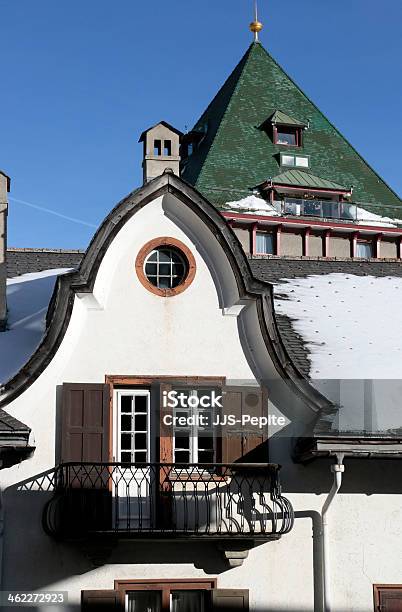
[{"xmin": 295, "ymin": 435, "xmax": 402, "ymax": 463}]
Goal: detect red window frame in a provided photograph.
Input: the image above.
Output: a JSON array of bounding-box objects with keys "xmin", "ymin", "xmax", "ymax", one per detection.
[{"xmin": 273, "ymin": 125, "xmax": 302, "ymax": 147}]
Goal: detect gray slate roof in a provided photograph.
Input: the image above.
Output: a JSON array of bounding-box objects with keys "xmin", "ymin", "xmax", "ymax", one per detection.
[
  {"xmin": 7, "ymin": 248, "xmax": 84, "ymax": 278},
  {"xmin": 0, "ymin": 408, "xmax": 30, "ymax": 433},
  {"xmin": 249, "ymin": 256, "xmax": 402, "ymax": 284},
  {"xmin": 250, "ymin": 256, "xmax": 402, "ymax": 380}
]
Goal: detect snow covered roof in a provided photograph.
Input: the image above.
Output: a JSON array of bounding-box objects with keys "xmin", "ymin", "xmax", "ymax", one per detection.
[
  {"xmin": 251, "ymin": 257, "xmax": 402, "ymax": 380},
  {"xmin": 0, "ymin": 269, "xmax": 72, "ymax": 385},
  {"xmin": 251, "ymin": 257, "xmax": 402, "ymax": 437},
  {"xmin": 274, "ymin": 273, "xmax": 402, "ymax": 380}
]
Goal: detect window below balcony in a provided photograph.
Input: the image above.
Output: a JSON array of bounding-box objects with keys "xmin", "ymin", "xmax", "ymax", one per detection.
[
  {"xmin": 356, "ymin": 240, "xmax": 373, "ymax": 258},
  {"xmin": 256, "ymin": 232, "xmax": 274, "ymax": 255}
]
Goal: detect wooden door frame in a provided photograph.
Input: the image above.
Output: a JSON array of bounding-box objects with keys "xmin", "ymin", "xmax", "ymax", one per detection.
[{"xmin": 373, "ymin": 584, "xmax": 402, "ymax": 611}]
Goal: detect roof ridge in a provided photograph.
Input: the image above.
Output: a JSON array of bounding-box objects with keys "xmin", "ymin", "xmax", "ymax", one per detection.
[{"xmin": 257, "ymin": 44, "xmax": 401, "ymax": 203}]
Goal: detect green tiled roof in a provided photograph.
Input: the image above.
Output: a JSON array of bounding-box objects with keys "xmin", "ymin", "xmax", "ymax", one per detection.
[
  {"xmin": 269, "ymin": 169, "xmax": 347, "ymax": 191},
  {"xmin": 182, "ymin": 42, "xmax": 401, "ymax": 214},
  {"xmin": 269, "ymin": 110, "xmax": 306, "ymax": 127}
]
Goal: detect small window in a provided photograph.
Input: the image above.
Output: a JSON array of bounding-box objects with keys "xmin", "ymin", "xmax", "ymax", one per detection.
[
  {"xmin": 280, "ymin": 153, "xmax": 309, "ymax": 168},
  {"xmin": 144, "ymin": 247, "xmax": 188, "ymax": 290},
  {"xmin": 356, "ymin": 241, "xmax": 373, "ymax": 258},
  {"xmin": 281, "ymin": 154, "xmax": 295, "ymax": 167},
  {"xmin": 136, "ymin": 238, "xmax": 196, "ymax": 297},
  {"xmin": 164, "ymin": 140, "xmax": 172, "ymax": 156},
  {"xmin": 256, "ymin": 232, "xmax": 275, "ymax": 255},
  {"xmin": 154, "ymin": 139, "xmax": 162, "ymax": 156},
  {"xmin": 275, "ymin": 126, "xmax": 301, "ymax": 146},
  {"xmin": 295, "ymin": 155, "xmax": 309, "ymax": 168}
]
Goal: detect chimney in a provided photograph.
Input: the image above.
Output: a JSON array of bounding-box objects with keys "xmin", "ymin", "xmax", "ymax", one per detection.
[
  {"xmin": 139, "ymin": 121, "xmax": 183, "ymax": 184},
  {"xmin": 0, "ymin": 170, "xmax": 9, "ymax": 331}
]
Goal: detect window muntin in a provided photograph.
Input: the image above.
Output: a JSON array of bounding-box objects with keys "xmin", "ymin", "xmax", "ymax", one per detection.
[
  {"xmin": 173, "ymin": 388, "xmax": 219, "ymax": 465},
  {"xmin": 144, "ymin": 247, "xmax": 188, "ymax": 290},
  {"xmin": 356, "ymin": 241, "xmax": 373, "ymax": 258},
  {"xmin": 256, "ymin": 232, "xmax": 274, "ymax": 255}
]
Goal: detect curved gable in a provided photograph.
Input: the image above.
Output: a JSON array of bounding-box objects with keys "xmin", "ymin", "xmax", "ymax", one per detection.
[{"xmin": 0, "ymin": 173, "xmax": 330, "ymax": 419}]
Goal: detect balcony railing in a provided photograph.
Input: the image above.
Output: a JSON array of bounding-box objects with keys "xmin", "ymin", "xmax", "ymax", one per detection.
[
  {"xmin": 272, "ymin": 198, "xmax": 402, "ymax": 226},
  {"xmin": 42, "ymin": 462, "xmax": 294, "ymax": 541}
]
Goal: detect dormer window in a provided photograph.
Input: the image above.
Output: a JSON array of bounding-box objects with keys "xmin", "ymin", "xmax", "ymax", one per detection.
[
  {"xmin": 261, "ymin": 110, "xmax": 307, "ymax": 149},
  {"xmin": 274, "ymin": 125, "xmax": 302, "ymax": 147}
]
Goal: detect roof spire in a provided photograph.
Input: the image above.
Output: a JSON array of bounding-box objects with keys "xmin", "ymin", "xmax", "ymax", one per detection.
[{"xmin": 249, "ymin": 0, "xmax": 263, "ymax": 42}]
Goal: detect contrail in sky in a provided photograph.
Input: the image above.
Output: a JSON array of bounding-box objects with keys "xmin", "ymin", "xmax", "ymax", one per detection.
[{"xmin": 9, "ymin": 196, "xmax": 98, "ymax": 229}]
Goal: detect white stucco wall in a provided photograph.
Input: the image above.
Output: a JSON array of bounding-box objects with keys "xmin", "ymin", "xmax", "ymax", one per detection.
[{"xmin": 1, "ymin": 192, "xmax": 401, "ymax": 612}]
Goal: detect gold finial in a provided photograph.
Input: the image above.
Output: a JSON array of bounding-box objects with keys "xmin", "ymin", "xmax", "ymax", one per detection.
[{"xmin": 249, "ymin": 0, "xmax": 263, "ymax": 42}]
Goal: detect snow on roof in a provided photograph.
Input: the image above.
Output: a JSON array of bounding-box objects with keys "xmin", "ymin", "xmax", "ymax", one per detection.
[
  {"xmin": 355, "ymin": 206, "xmax": 402, "ymax": 227},
  {"xmin": 274, "ymin": 273, "xmax": 402, "ymax": 380},
  {"xmin": 224, "ymin": 195, "xmax": 281, "ymax": 216},
  {"xmin": 0, "ymin": 269, "xmax": 72, "ymax": 385}
]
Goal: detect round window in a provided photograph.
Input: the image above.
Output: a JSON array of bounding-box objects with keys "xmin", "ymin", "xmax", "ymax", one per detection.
[
  {"xmin": 144, "ymin": 247, "xmax": 188, "ymax": 290},
  {"xmin": 135, "ymin": 237, "xmax": 196, "ymax": 297}
]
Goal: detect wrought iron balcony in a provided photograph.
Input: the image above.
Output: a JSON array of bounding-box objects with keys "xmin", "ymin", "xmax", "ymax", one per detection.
[{"xmin": 42, "ymin": 462, "xmax": 294, "ymax": 541}]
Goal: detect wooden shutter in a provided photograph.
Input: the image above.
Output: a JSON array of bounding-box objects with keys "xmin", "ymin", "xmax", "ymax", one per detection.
[
  {"xmin": 61, "ymin": 383, "xmax": 110, "ymax": 463},
  {"xmin": 211, "ymin": 589, "xmax": 249, "ymax": 610},
  {"xmin": 222, "ymin": 386, "xmax": 266, "ymax": 463},
  {"xmin": 60, "ymin": 383, "xmax": 112, "ymax": 535},
  {"xmin": 82, "ymin": 590, "xmax": 123, "ymax": 610},
  {"xmin": 374, "ymin": 585, "xmax": 402, "ymax": 611}
]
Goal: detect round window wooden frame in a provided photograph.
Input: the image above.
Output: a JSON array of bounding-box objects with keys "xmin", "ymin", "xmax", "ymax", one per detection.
[{"xmin": 135, "ymin": 237, "xmax": 196, "ymax": 297}]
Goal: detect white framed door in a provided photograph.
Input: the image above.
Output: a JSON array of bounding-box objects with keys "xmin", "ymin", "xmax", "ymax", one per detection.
[{"xmin": 113, "ymin": 389, "xmax": 152, "ymax": 529}]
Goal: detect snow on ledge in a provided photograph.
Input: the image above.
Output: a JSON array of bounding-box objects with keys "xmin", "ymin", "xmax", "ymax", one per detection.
[
  {"xmin": 274, "ymin": 273, "xmax": 402, "ymax": 380},
  {"xmin": 224, "ymin": 195, "xmax": 281, "ymax": 216},
  {"xmin": 0, "ymin": 269, "xmax": 73, "ymax": 385}
]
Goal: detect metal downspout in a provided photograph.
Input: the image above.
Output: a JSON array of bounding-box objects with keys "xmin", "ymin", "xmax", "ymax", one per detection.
[{"xmin": 321, "ymin": 453, "xmax": 345, "ymax": 612}]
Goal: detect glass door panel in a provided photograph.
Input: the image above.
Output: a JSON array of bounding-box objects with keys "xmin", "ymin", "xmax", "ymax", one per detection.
[{"xmin": 114, "ymin": 390, "xmax": 151, "ymax": 528}]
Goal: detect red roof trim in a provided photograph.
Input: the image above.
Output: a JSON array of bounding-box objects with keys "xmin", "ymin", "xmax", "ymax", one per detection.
[{"xmin": 222, "ymin": 211, "xmax": 402, "ymax": 235}]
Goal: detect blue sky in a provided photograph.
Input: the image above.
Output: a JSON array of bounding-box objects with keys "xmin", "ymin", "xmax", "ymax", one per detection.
[{"xmin": 1, "ymin": 0, "xmax": 401, "ymax": 249}]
